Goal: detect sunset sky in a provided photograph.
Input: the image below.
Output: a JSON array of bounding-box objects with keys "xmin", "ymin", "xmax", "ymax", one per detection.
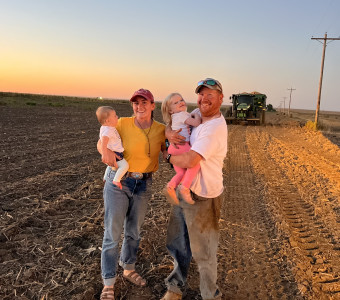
[{"xmin": 1, "ymin": 0, "xmax": 340, "ymax": 111}]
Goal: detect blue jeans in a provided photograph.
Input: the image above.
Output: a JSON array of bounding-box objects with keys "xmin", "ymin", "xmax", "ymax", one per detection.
[
  {"xmin": 165, "ymin": 192, "xmax": 223, "ymax": 300},
  {"xmin": 101, "ymin": 167, "xmax": 152, "ymax": 286}
]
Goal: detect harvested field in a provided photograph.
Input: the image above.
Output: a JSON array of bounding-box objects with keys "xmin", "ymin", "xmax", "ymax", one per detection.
[{"xmin": 0, "ymin": 94, "xmax": 340, "ymax": 299}]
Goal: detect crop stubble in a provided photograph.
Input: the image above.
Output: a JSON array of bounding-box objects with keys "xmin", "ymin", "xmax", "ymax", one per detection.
[{"xmin": 0, "ymin": 103, "xmax": 339, "ymax": 299}]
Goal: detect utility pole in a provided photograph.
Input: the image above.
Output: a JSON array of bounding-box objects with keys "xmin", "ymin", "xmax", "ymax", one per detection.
[
  {"xmin": 311, "ymin": 32, "xmax": 340, "ymax": 127},
  {"xmin": 287, "ymin": 88, "xmax": 296, "ymax": 117},
  {"xmin": 282, "ymin": 97, "xmax": 287, "ymax": 114}
]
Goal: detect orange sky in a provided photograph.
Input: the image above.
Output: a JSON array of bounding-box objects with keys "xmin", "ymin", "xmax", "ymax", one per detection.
[{"xmin": 1, "ymin": 1, "xmax": 340, "ymax": 110}]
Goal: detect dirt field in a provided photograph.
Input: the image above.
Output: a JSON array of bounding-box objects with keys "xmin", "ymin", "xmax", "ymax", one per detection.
[{"xmin": 1, "ymin": 95, "xmax": 339, "ymax": 299}]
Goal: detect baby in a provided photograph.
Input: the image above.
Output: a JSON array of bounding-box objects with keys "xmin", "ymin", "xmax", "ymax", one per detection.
[
  {"xmin": 161, "ymin": 93, "xmax": 201, "ymax": 204},
  {"xmin": 96, "ymin": 106, "xmax": 129, "ymax": 189}
]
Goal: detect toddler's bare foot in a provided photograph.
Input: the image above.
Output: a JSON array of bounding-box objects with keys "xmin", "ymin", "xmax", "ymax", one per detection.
[
  {"xmin": 163, "ymin": 184, "xmax": 179, "ymax": 205},
  {"xmin": 178, "ymin": 184, "xmax": 195, "ymax": 204},
  {"xmin": 113, "ymin": 181, "xmax": 122, "ymax": 189}
]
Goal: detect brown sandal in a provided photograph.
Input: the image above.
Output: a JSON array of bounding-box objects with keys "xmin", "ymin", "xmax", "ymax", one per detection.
[
  {"xmin": 123, "ymin": 270, "xmax": 146, "ymax": 286},
  {"xmin": 100, "ymin": 287, "xmax": 115, "ymax": 299}
]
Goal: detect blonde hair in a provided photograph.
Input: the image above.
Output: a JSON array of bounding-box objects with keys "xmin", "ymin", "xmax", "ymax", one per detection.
[
  {"xmin": 161, "ymin": 92, "xmax": 183, "ymax": 125},
  {"xmin": 96, "ymin": 106, "xmax": 115, "ymax": 125}
]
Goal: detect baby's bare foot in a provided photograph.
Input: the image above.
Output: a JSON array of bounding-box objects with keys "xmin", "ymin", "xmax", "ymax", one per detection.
[{"xmin": 113, "ymin": 181, "xmax": 122, "ymax": 189}]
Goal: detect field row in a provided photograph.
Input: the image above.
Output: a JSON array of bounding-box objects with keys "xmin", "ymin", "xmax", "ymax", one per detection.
[{"xmin": 246, "ymin": 125, "xmax": 340, "ymax": 297}]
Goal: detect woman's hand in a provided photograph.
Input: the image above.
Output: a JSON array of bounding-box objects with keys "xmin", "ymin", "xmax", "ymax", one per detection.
[
  {"xmin": 102, "ymin": 151, "xmax": 118, "ymax": 168},
  {"xmin": 97, "ymin": 139, "xmax": 119, "ymax": 168}
]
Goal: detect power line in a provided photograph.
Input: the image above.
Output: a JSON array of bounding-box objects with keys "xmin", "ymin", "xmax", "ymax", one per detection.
[
  {"xmin": 311, "ymin": 0, "xmax": 335, "ymax": 35},
  {"xmin": 311, "ymin": 32, "xmax": 340, "ymax": 127}
]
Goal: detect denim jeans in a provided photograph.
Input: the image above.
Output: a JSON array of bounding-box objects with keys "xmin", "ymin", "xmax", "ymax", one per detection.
[
  {"xmin": 101, "ymin": 166, "xmax": 152, "ymax": 286},
  {"xmin": 165, "ymin": 192, "xmax": 223, "ymax": 300}
]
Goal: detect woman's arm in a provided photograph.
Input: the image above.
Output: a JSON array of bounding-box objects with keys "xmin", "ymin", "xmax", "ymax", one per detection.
[
  {"xmin": 161, "ymin": 139, "xmax": 168, "ymax": 160},
  {"xmin": 97, "ymin": 139, "xmax": 118, "ymax": 168}
]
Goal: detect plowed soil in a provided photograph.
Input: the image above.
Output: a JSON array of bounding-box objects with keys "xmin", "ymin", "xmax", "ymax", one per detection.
[{"xmin": 1, "ymin": 100, "xmax": 339, "ymax": 300}]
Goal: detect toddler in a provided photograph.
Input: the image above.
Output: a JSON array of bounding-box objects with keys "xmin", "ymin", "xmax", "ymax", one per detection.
[
  {"xmin": 96, "ymin": 106, "xmax": 129, "ymax": 189},
  {"xmin": 161, "ymin": 93, "xmax": 201, "ymax": 204}
]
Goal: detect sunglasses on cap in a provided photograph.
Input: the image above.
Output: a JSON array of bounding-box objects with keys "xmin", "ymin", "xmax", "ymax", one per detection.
[
  {"xmin": 198, "ymin": 79, "xmax": 216, "ymax": 86},
  {"xmin": 197, "ymin": 79, "xmax": 222, "ymax": 89}
]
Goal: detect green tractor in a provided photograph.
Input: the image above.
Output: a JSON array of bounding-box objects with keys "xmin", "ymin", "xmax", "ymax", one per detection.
[{"xmin": 225, "ymin": 91, "xmax": 266, "ymax": 125}]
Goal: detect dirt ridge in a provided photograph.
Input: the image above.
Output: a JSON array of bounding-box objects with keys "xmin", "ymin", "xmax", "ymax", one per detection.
[{"xmin": 246, "ymin": 126, "xmax": 340, "ymax": 299}]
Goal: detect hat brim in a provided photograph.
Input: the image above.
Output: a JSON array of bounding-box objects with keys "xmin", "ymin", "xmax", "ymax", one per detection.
[
  {"xmin": 130, "ymin": 95, "xmax": 154, "ymax": 103},
  {"xmin": 195, "ymin": 84, "xmax": 222, "ymax": 94}
]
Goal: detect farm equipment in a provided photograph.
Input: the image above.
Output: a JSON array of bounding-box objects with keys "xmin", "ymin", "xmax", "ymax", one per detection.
[{"xmin": 225, "ymin": 91, "xmax": 267, "ymax": 125}]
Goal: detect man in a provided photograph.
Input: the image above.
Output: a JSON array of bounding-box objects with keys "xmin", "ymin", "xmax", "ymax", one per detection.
[{"xmin": 162, "ymin": 78, "xmax": 228, "ymax": 300}]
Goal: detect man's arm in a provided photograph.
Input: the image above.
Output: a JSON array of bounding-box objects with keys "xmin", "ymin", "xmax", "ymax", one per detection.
[
  {"xmin": 165, "ymin": 125, "xmax": 186, "ymax": 147},
  {"xmin": 169, "ymin": 149, "xmax": 202, "ymax": 169}
]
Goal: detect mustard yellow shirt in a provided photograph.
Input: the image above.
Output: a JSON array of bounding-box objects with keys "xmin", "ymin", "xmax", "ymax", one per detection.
[{"xmin": 116, "ymin": 117, "xmax": 166, "ymax": 173}]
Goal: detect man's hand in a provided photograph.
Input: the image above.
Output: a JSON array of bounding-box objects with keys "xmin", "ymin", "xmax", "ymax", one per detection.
[{"xmin": 165, "ymin": 128, "xmax": 186, "ymax": 149}]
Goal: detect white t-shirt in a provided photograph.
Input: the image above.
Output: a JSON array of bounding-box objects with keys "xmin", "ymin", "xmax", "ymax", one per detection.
[
  {"xmin": 100, "ymin": 126, "xmax": 124, "ymax": 153},
  {"xmin": 171, "ymin": 111, "xmax": 191, "ymax": 142},
  {"xmin": 190, "ymin": 108, "xmax": 228, "ymax": 198}
]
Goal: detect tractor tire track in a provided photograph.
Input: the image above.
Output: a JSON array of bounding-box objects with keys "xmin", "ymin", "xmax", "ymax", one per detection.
[
  {"xmin": 263, "ymin": 127, "xmax": 340, "ymax": 238},
  {"xmin": 219, "ymin": 126, "xmax": 301, "ymax": 299},
  {"xmin": 246, "ymin": 126, "xmax": 340, "ymax": 299}
]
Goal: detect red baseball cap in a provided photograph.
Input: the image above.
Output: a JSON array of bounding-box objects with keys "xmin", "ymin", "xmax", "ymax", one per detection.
[{"xmin": 130, "ymin": 89, "xmax": 154, "ymax": 103}]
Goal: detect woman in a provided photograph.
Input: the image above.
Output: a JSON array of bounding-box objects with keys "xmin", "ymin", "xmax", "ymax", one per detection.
[{"xmin": 99, "ymin": 89, "xmax": 166, "ymax": 300}]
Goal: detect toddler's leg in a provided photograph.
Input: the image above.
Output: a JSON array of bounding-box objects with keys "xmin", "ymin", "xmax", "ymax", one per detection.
[
  {"xmin": 178, "ymin": 164, "xmax": 200, "ymax": 205},
  {"xmin": 168, "ymin": 166, "xmax": 186, "ymax": 188},
  {"xmin": 181, "ymin": 164, "xmax": 201, "ymax": 189},
  {"xmin": 165, "ymin": 142, "xmax": 193, "ymax": 205},
  {"xmin": 113, "ymin": 159, "xmax": 129, "ymax": 189},
  {"xmin": 164, "ymin": 166, "xmax": 186, "ymax": 206},
  {"xmin": 103, "ymin": 165, "xmax": 110, "ymax": 182}
]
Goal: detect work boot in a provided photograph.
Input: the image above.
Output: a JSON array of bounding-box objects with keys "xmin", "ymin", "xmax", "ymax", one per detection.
[{"xmin": 160, "ymin": 290, "xmax": 182, "ymax": 300}]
